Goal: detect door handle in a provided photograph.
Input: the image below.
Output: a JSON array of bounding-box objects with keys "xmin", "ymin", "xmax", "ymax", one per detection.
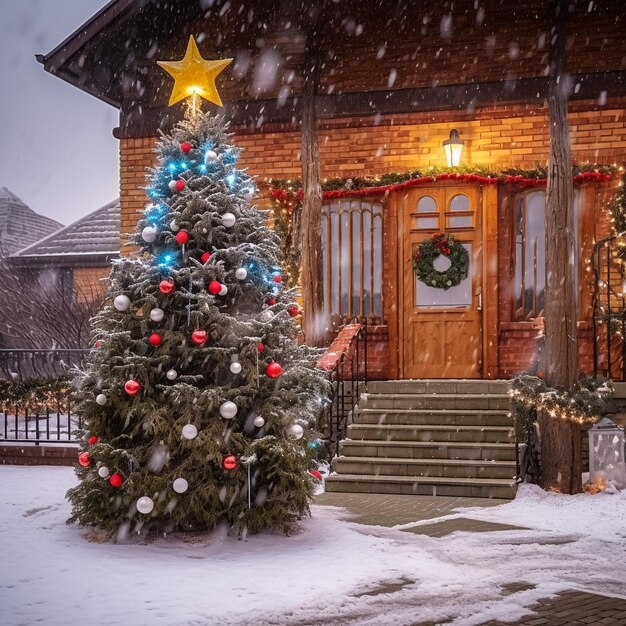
[{"xmin": 476, "ymin": 290, "xmax": 482, "ymax": 311}]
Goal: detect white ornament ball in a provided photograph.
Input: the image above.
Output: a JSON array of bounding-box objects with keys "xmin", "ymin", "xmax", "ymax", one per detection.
[
  {"xmin": 235, "ymin": 267, "xmax": 247, "ymax": 280},
  {"xmin": 166, "ymin": 369, "xmax": 178, "ymax": 381},
  {"xmin": 261, "ymin": 310, "xmax": 274, "ymax": 322},
  {"xmin": 168, "ymin": 180, "xmax": 178, "ymax": 192},
  {"xmin": 254, "ymin": 416, "xmax": 265, "ymax": 428},
  {"xmin": 142, "ymin": 226, "xmax": 157, "ymax": 243},
  {"xmin": 136, "ymin": 496, "xmax": 154, "ymax": 515},
  {"xmin": 95, "ymin": 393, "xmax": 107, "ymax": 406},
  {"xmin": 220, "ymin": 401, "xmax": 238, "ymax": 420},
  {"xmin": 113, "ymin": 294, "xmax": 131, "ymax": 312},
  {"xmin": 204, "ymin": 150, "xmax": 218, "ymax": 163},
  {"xmin": 287, "ymin": 424, "xmax": 304, "ymax": 440},
  {"xmin": 150, "ymin": 308, "xmax": 164, "ymax": 323},
  {"xmin": 222, "ymin": 212, "xmax": 236, "ymax": 228},
  {"xmin": 181, "ymin": 424, "xmax": 198, "ymax": 440},
  {"xmin": 98, "ymin": 466, "xmax": 110, "ymax": 478},
  {"xmin": 219, "ymin": 284, "xmax": 228, "ymax": 296},
  {"xmin": 170, "ymin": 219, "xmax": 180, "ymax": 232},
  {"xmin": 230, "ymin": 361, "xmax": 242, "ymax": 374},
  {"xmin": 172, "ymin": 478, "xmax": 188, "ymax": 494}
]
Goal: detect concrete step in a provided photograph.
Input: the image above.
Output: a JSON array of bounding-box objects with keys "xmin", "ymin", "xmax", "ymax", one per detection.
[
  {"xmin": 333, "ymin": 456, "xmax": 517, "ymax": 479},
  {"xmin": 324, "ymin": 474, "xmax": 517, "ymax": 499},
  {"xmin": 354, "ymin": 408, "xmax": 512, "ymax": 427},
  {"xmin": 339, "ymin": 440, "xmax": 517, "ymax": 461},
  {"xmin": 359, "ymin": 393, "xmax": 510, "ymax": 411},
  {"xmin": 366, "ymin": 379, "xmax": 510, "ymax": 395},
  {"xmin": 346, "ymin": 423, "xmax": 513, "ymax": 444}
]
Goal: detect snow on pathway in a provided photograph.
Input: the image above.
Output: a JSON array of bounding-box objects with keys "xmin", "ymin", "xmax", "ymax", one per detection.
[{"xmin": 1, "ymin": 466, "xmax": 625, "ymax": 626}]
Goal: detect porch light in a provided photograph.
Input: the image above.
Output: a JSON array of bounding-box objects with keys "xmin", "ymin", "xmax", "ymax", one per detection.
[
  {"xmin": 588, "ymin": 417, "xmax": 626, "ymax": 490},
  {"xmin": 443, "ymin": 129, "xmax": 464, "ymax": 167}
]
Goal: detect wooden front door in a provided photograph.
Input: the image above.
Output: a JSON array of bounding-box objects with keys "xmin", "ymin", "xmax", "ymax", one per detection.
[{"xmin": 401, "ymin": 186, "xmax": 483, "ymax": 378}]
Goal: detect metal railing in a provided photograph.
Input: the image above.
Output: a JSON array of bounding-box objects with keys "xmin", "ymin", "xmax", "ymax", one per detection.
[
  {"xmin": 0, "ymin": 349, "xmax": 89, "ymax": 444},
  {"xmin": 321, "ymin": 319, "xmax": 369, "ymax": 459},
  {"xmin": 592, "ymin": 236, "xmax": 626, "ymax": 380}
]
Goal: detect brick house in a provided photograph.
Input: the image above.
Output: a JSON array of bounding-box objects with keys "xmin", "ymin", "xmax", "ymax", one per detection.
[{"xmin": 36, "ymin": 0, "xmax": 626, "ymax": 380}]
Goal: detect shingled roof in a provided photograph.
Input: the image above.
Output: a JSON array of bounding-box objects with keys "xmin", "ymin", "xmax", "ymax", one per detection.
[
  {"xmin": 0, "ymin": 188, "xmax": 63, "ymax": 256},
  {"xmin": 12, "ymin": 199, "xmax": 120, "ymax": 267}
]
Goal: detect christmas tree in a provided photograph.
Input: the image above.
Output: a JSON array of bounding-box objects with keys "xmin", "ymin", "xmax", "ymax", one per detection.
[{"xmin": 67, "ymin": 103, "xmax": 329, "ymax": 538}]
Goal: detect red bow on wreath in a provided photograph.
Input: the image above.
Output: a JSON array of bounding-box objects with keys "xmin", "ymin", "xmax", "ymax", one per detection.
[{"xmin": 433, "ymin": 233, "xmax": 451, "ymax": 256}]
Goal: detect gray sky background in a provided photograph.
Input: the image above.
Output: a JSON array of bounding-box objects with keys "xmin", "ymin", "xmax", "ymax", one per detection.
[{"xmin": 0, "ymin": 0, "xmax": 118, "ymax": 227}]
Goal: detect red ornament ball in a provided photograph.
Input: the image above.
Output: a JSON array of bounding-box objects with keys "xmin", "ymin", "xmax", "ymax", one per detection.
[
  {"xmin": 191, "ymin": 329, "xmax": 207, "ymax": 344},
  {"xmin": 88, "ymin": 436, "xmax": 98, "ymax": 445},
  {"xmin": 124, "ymin": 379, "xmax": 141, "ymax": 396},
  {"xmin": 208, "ymin": 280, "xmax": 222, "ymax": 295},
  {"xmin": 265, "ymin": 362, "xmax": 283, "ymax": 379},
  {"xmin": 200, "ymin": 252, "xmax": 211, "ymax": 264},
  {"xmin": 273, "ymin": 274, "xmax": 283, "ymax": 283},
  {"xmin": 180, "ymin": 142, "xmax": 192, "ymax": 154},
  {"xmin": 175, "ymin": 230, "xmax": 189, "ymax": 245},
  {"xmin": 266, "ymin": 297, "xmax": 277, "ymax": 306},
  {"xmin": 78, "ymin": 452, "xmax": 91, "ymax": 467},
  {"xmin": 159, "ymin": 279, "xmax": 175, "ymax": 294},
  {"xmin": 109, "ymin": 473, "xmax": 123, "ymax": 488},
  {"xmin": 309, "ymin": 470, "xmax": 323, "ymax": 480},
  {"xmin": 287, "ymin": 305, "xmax": 300, "ymax": 318},
  {"xmin": 95, "ymin": 340, "xmax": 102, "ymax": 349},
  {"xmin": 175, "ymin": 180, "xmax": 186, "ymax": 192},
  {"xmin": 257, "ymin": 343, "xmax": 265, "ymax": 353},
  {"xmin": 223, "ymin": 455, "xmax": 238, "ymax": 471},
  {"xmin": 149, "ymin": 333, "xmax": 162, "ymax": 347}
]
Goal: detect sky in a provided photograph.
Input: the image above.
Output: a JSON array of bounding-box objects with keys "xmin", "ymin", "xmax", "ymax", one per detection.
[{"xmin": 0, "ymin": 0, "xmax": 118, "ymax": 227}]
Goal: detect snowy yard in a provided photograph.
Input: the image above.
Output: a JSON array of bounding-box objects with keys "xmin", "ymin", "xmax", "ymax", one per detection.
[{"xmin": 1, "ymin": 466, "xmax": 625, "ymax": 626}]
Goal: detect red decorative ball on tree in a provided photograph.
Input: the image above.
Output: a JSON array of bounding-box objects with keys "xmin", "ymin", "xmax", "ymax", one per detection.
[
  {"xmin": 95, "ymin": 340, "xmax": 102, "ymax": 349},
  {"xmin": 266, "ymin": 297, "xmax": 277, "ymax": 306},
  {"xmin": 180, "ymin": 142, "xmax": 192, "ymax": 154},
  {"xmin": 309, "ymin": 470, "xmax": 322, "ymax": 480},
  {"xmin": 159, "ymin": 279, "xmax": 175, "ymax": 294},
  {"xmin": 191, "ymin": 329, "xmax": 207, "ymax": 344},
  {"xmin": 149, "ymin": 333, "xmax": 162, "ymax": 347},
  {"xmin": 257, "ymin": 343, "xmax": 265, "ymax": 353},
  {"xmin": 265, "ymin": 362, "xmax": 283, "ymax": 378},
  {"xmin": 78, "ymin": 452, "xmax": 91, "ymax": 467},
  {"xmin": 273, "ymin": 274, "xmax": 283, "ymax": 283},
  {"xmin": 200, "ymin": 252, "xmax": 211, "ymax": 264},
  {"xmin": 109, "ymin": 473, "xmax": 123, "ymax": 488},
  {"xmin": 88, "ymin": 436, "xmax": 98, "ymax": 445},
  {"xmin": 287, "ymin": 305, "xmax": 300, "ymax": 317},
  {"xmin": 175, "ymin": 230, "xmax": 189, "ymax": 245},
  {"xmin": 208, "ymin": 280, "xmax": 222, "ymax": 295},
  {"xmin": 223, "ymin": 455, "xmax": 237, "ymax": 470},
  {"xmin": 175, "ymin": 180, "xmax": 186, "ymax": 192},
  {"xmin": 124, "ymin": 379, "xmax": 141, "ymax": 396}
]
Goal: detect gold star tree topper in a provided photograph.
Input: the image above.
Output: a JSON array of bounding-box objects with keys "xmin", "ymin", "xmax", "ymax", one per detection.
[{"xmin": 157, "ymin": 36, "xmax": 232, "ymax": 107}]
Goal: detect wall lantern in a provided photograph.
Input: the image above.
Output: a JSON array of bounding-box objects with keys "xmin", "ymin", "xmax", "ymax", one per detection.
[
  {"xmin": 443, "ymin": 129, "xmax": 464, "ymax": 167},
  {"xmin": 588, "ymin": 417, "xmax": 626, "ymax": 490}
]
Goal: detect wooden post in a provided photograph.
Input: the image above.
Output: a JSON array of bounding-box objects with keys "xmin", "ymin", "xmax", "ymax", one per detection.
[
  {"xmin": 300, "ymin": 29, "xmax": 329, "ymax": 346},
  {"xmin": 540, "ymin": 0, "xmax": 582, "ymax": 494}
]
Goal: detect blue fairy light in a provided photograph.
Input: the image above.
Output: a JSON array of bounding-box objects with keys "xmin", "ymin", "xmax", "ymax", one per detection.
[
  {"xmin": 226, "ymin": 173, "xmax": 236, "ymax": 188},
  {"xmin": 198, "ymin": 164, "xmax": 208, "ymax": 174},
  {"xmin": 157, "ymin": 252, "xmax": 176, "ymax": 269},
  {"xmin": 148, "ymin": 189, "xmax": 162, "ymax": 199},
  {"xmin": 168, "ymin": 163, "xmax": 177, "ymax": 173}
]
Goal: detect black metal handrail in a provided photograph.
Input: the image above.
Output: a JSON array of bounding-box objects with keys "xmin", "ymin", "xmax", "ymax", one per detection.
[{"xmin": 322, "ymin": 318, "xmax": 369, "ymax": 460}]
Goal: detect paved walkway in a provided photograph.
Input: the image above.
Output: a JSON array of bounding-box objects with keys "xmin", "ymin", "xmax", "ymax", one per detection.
[{"xmin": 313, "ymin": 492, "xmax": 626, "ymax": 625}]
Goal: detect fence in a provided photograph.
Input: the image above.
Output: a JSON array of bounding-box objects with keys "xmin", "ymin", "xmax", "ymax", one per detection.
[{"xmin": 0, "ymin": 349, "xmax": 89, "ymax": 444}]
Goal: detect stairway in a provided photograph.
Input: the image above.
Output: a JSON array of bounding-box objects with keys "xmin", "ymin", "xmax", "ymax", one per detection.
[{"xmin": 325, "ymin": 380, "xmax": 517, "ymax": 499}]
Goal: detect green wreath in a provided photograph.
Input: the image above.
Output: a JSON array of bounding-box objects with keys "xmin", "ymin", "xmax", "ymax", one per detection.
[{"xmin": 413, "ymin": 233, "xmax": 469, "ymax": 290}]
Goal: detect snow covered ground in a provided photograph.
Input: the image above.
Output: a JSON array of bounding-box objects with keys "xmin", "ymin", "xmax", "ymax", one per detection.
[{"xmin": 1, "ymin": 466, "xmax": 625, "ymax": 626}]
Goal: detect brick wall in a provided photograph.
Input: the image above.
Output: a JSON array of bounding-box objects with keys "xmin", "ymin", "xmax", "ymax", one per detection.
[
  {"xmin": 0, "ymin": 445, "xmax": 77, "ymax": 466},
  {"xmin": 73, "ymin": 267, "xmax": 109, "ymax": 304}
]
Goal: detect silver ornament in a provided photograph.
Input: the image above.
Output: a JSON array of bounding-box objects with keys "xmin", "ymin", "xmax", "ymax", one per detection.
[
  {"xmin": 254, "ymin": 416, "xmax": 265, "ymax": 428},
  {"xmin": 113, "ymin": 295, "xmax": 131, "ymax": 312},
  {"xmin": 166, "ymin": 369, "xmax": 178, "ymax": 381},
  {"xmin": 95, "ymin": 394, "xmax": 107, "ymax": 406},
  {"xmin": 287, "ymin": 424, "xmax": 304, "ymax": 440},
  {"xmin": 136, "ymin": 496, "xmax": 154, "ymax": 514},
  {"xmin": 150, "ymin": 308, "xmax": 164, "ymax": 322},
  {"xmin": 98, "ymin": 466, "xmax": 110, "ymax": 478},
  {"xmin": 168, "ymin": 180, "xmax": 178, "ymax": 191},
  {"xmin": 219, "ymin": 284, "xmax": 228, "ymax": 296},
  {"xmin": 170, "ymin": 219, "xmax": 180, "ymax": 232},
  {"xmin": 222, "ymin": 212, "xmax": 236, "ymax": 228},
  {"xmin": 235, "ymin": 267, "xmax": 247, "ymax": 280},
  {"xmin": 204, "ymin": 149, "xmax": 218, "ymax": 163},
  {"xmin": 141, "ymin": 226, "xmax": 157, "ymax": 243},
  {"xmin": 220, "ymin": 401, "xmax": 237, "ymax": 419},
  {"xmin": 229, "ymin": 361, "xmax": 242, "ymax": 374},
  {"xmin": 172, "ymin": 478, "xmax": 188, "ymax": 494},
  {"xmin": 181, "ymin": 424, "xmax": 198, "ymax": 440}
]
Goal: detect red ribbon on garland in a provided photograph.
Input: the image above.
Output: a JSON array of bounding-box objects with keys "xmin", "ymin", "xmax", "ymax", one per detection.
[{"xmin": 271, "ymin": 171, "xmax": 613, "ymax": 206}]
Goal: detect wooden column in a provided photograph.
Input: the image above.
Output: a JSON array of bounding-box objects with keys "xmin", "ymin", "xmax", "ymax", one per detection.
[
  {"xmin": 540, "ymin": 0, "xmax": 582, "ymax": 494},
  {"xmin": 300, "ymin": 28, "xmax": 329, "ymax": 346}
]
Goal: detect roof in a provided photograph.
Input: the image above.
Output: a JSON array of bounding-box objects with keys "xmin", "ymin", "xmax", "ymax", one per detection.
[
  {"xmin": 0, "ymin": 188, "xmax": 63, "ymax": 256},
  {"xmin": 12, "ymin": 199, "xmax": 120, "ymax": 266}
]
